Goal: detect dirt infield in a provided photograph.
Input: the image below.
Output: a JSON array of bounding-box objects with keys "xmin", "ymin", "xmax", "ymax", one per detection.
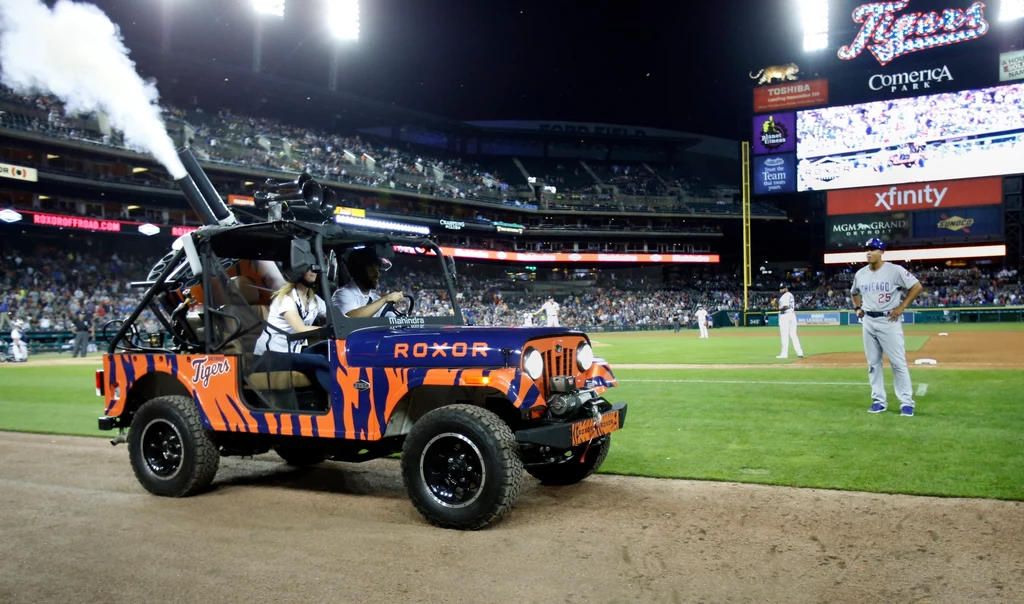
[
  {"xmin": 0, "ymin": 431, "xmax": 1021, "ymax": 604},
  {"xmin": 807, "ymin": 331, "xmax": 1024, "ymax": 369}
]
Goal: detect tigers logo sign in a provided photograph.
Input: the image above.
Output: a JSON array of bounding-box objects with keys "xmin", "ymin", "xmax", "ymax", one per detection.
[{"xmin": 838, "ymin": 1, "xmax": 989, "ymax": 66}]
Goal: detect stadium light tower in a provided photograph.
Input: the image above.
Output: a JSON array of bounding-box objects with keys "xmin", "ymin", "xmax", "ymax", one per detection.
[
  {"xmin": 253, "ymin": 0, "xmax": 286, "ymax": 18},
  {"xmin": 251, "ymin": 0, "xmax": 286, "ymax": 73},
  {"xmin": 325, "ymin": 0, "xmax": 359, "ymax": 91},
  {"xmin": 326, "ymin": 0, "xmax": 360, "ymax": 40},
  {"xmin": 1001, "ymin": 0, "xmax": 1024, "ymax": 21},
  {"xmin": 799, "ymin": 0, "xmax": 829, "ymax": 52}
]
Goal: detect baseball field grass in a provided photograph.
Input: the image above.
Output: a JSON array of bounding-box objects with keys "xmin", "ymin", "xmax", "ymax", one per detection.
[
  {"xmin": 1, "ymin": 323, "xmax": 1022, "ymax": 500},
  {"xmin": 590, "ymin": 322, "xmax": 1019, "ymax": 365}
]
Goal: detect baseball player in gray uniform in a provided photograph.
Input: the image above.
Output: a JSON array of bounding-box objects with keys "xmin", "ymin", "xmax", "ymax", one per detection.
[{"xmin": 850, "ymin": 238, "xmax": 924, "ymax": 417}]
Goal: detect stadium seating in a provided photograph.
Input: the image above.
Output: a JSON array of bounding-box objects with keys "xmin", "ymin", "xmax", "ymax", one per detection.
[
  {"xmin": 0, "ymin": 84, "xmax": 781, "ymax": 219},
  {"xmin": 2, "ymin": 241, "xmax": 1020, "ymax": 341}
]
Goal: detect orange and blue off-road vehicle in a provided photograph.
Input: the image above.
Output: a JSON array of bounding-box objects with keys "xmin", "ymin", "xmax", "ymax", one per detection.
[{"xmin": 97, "ymin": 149, "xmax": 626, "ymax": 530}]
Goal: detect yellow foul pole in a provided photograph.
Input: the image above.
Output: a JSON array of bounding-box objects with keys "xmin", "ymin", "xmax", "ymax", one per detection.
[{"xmin": 741, "ymin": 141, "xmax": 752, "ymax": 321}]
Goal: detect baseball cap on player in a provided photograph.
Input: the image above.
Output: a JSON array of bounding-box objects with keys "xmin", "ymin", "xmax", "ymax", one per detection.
[
  {"xmin": 864, "ymin": 238, "xmax": 885, "ymax": 251},
  {"xmin": 778, "ymin": 283, "xmax": 788, "ymax": 291}
]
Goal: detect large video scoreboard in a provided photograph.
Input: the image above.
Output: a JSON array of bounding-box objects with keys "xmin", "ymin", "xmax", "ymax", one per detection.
[{"xmin": 749, "ymin": 0, "xmax": 1022, "ymax": 255}]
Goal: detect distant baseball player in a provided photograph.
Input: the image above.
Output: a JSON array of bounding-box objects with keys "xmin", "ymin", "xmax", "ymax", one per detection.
[
  {"xmin": 851, "ymin": 238, "xmax": 924, "ymax": 417},
  {"xmin": 522, "ymin": 311, "xmax": 534, "ymax": 327},
  {"xmin": 695, "ymin": 305, "xmax": 709, "ymax": 338},
  {"xmin": 10, "ymin": 319, "xmax": 28, "ymax": 362},
  {"xmin": 536, "ymin": 296, "xmax": 559, "ymax": 327},
  {"xmin": 776, "ymin": 283, "xmax": 804, "ymax": 359}
]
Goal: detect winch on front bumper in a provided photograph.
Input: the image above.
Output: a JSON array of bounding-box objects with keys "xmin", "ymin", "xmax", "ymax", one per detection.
[{"xmin": 514, "ymin": 396, "xmax": 627, "ymax": 450}]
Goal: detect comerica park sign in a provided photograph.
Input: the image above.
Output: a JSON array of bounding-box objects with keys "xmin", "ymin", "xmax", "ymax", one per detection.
[{"xmin": 838, "ymin": 1, "xmax": 989, "ymax": 66}]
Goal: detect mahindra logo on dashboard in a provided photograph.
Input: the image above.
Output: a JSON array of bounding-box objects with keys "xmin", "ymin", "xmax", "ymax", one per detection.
[{"xmin": 838, "ymin": 1, "xmax": 989, "ymax": 66}]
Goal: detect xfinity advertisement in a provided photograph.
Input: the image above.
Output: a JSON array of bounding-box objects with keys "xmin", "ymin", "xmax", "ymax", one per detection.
[{"xmin": 753, "ymin": 154, "xmax": 796, "ymax": 195}]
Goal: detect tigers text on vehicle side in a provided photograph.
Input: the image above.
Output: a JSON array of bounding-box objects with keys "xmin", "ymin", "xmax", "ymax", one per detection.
[{"xmin": 94, "ymin": 149, "xmax": 628, "ymax": 531}]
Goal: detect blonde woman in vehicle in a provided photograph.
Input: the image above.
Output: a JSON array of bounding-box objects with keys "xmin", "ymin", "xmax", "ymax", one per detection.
[{"xmin": 253, "ymin": 265, "xmax": 331, "ymax": 391}]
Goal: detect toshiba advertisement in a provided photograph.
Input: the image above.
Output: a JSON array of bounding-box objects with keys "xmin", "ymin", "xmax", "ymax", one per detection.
[
  {"xmin": 826, "ymin": 177, "xmax": 1003, "ymax": 216},
  {"xmin": 753, "ymin": 79, "xmax": 829, "ymax": 113}
]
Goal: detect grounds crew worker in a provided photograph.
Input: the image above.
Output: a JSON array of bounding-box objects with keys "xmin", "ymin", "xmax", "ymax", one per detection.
[
  {"xmin": 851, "ymin": 238, "xmax": 923, "ymax": 417},
  {"xmin": 70, "ymin": 311, "xmax": 94, "ymax": 358}
]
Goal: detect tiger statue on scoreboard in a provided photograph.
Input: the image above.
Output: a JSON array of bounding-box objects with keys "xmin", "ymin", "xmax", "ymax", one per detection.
[{"xmin": 749, "ymin": 63, "xmax": 801, "ymax": 85}]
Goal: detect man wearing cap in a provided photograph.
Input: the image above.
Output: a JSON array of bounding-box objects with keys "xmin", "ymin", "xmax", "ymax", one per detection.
[
  {"xmin": 695, "ymin": 305, "xmax": 709, "ymax": 338},
  {"xmin": 70, "ymin": 311, "xmax": 94, "ymax": 358},
  {"xmin": 776, "ymin": 284, "xmax": 803, "ymax": 359},
  {"xmin": 10, "ymin": 319, "xmax": 28, "ymax": 362},
  {"xmin": 332, "ymin": 247, "xmax": 406, "ymax": 318},
  {"xmin": 536, "ymin": 296, "xmax": 560, "ymax": 327},
  {"xmin": 850, "ymin": 238, "xmax": 924, "ymax": 417}
]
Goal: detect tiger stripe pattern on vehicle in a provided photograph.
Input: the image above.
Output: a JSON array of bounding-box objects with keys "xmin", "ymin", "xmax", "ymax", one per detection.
[{"xmin": 102, "ymin": 335, "xmax": 616, "ymax": 441}]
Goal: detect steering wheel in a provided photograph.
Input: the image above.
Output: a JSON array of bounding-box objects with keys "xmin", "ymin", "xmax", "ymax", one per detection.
[{"xmin": 381, "ymin": 294, "xmax": 416, "ymax": 318}]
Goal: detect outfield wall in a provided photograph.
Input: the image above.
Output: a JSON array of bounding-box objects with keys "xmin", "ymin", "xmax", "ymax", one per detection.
[{"xmin": 746, "ymin": 307, "xmax": 1024, "ymax": 327}]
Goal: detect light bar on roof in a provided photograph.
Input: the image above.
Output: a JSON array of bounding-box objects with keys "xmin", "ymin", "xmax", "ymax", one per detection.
[
  {"xmin": 390, "ymin": 245, "xmax": 721, "ymax": 264},
  {"xmin": 326, "ymin": 0, "xmax": 360, "ymax": 40},
  {"xmin": 334, "ymin": 214, "xmax": 430, "ymax": 235},
  {"xmin": 823, "ymin": 245, "xmax": 1006, "ymax": 264},
  {"xmin": 800, "ymin": 0, "xmax": 829, "ymax": 51},
  {"xmin": 253, "ymin": 0, "xmax": 285, "ymax": 17},
  {"xmin": 1002, "ymin": 0, "xmax": 1024, "ymax": 21}
]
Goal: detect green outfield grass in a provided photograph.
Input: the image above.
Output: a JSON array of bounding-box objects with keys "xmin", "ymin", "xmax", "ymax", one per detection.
[
  {"xmin": 0, "ymin": 364, "xmax": 107, "ymax": 438},
  {"xmin": 1, "ymin": 325, "xmax": 1022, "ymax": 500},
  {"xmin": 593, "ymin": 322, "xmax": 1024, "ymax": 365},
  {"xmin": 603, "ymin": 368, "xmax": 1024, "ymax": 500}
]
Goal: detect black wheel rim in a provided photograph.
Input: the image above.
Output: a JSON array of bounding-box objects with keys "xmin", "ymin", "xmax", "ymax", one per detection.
[
  {"xmin": 140, "ymin": 419, "xmax": 185, "ymax": 479},
  {"xmin": 419, "ymin": 433, "xmax": 486, "ymax": 509}
]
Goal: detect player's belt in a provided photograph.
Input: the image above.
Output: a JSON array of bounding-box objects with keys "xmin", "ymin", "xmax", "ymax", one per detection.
[{"xmin": 864, "ymin": 311, "xmax": 887, "ymax": 317}]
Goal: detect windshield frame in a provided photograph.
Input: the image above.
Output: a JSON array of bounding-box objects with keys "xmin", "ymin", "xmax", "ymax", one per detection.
[{"xmin": 322, "ymin": 237, "xmax": 464, "ymax": 339}]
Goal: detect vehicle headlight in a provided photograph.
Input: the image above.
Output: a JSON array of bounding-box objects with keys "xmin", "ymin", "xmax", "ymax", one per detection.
[
  {"xmin": 523, "ymin": 347, "xmax": 544, "ymax": 380},
  {"xmin": 576, "ymin": 342, "xmax": 594, "ymax": 371}
]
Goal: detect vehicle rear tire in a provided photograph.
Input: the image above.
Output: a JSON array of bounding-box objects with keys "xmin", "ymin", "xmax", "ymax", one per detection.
[
  {"xmin": 274, "ymin": 444, "xmax": 328, "ymax": 466},
  {"xmin": 525, "ymin": 436, "xmax": 611, "ymax": 486},
  {"xmin": 401, "ymin": 404, "xmax": 523, "ymax": 530},
  {"xmin": 128, "ymin": 395, "xmax": 220, "ymax": 497}
]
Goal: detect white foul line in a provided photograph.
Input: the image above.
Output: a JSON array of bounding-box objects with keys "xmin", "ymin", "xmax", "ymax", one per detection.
[
  {"xmin": 916, "ymin": 383, "xmax": 928, "ymax": 397},
  {"xmin": 624, "ymin": 379, "xmax": 865, "ymax": 386}
]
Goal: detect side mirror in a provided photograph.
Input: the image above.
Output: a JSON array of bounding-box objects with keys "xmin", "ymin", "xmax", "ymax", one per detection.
[{"xmin": 290, "ymin": 238, "xmax": 320, "ymax": 272}]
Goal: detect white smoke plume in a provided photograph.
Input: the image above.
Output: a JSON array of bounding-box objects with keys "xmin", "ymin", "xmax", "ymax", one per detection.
[{"xmin": 0, "ymin": 0, "xmax": 186, "ymax": 179}]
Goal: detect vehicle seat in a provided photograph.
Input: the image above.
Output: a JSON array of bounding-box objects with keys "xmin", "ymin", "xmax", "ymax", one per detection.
[{"xmin": 229, "ymin": 276, "xmax": 312, "ymax": 390}]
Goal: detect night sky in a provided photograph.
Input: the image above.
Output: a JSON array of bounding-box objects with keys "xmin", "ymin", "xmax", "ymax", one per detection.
[{"xmin": 88, "ymin": 0, "xmax": 807, "ymax": 140}]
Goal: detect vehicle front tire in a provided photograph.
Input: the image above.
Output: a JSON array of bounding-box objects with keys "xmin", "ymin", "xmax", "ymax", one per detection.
[
  {"xmin": 525, "ymin": 436, "xmax": 611, "ymax": 486},
  {"xmin": 401, "ymin": 404, "xmax": 523, "ymax": 530},
  {"xmin": 128, "ymin": 395, "xmax": 220, "ymax": 497}
]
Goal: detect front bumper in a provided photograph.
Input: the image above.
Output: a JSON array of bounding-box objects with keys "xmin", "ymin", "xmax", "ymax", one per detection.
[{"xmin": 514, "ymin": 401, "xmax": 627, "ymax": 449}]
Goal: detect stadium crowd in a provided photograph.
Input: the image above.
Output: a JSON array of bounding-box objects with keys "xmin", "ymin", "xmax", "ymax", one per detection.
[
  {"xmin": 797, "ymin": 84, "xmax": 1023, "ymax": 158},
  {"xmin": 4, "ymin": 245, "xmax": 1021, "ymax": 348},
  {"xmin": 0, "ymin": 85, "xmax": 756, "ymax": 214}
]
